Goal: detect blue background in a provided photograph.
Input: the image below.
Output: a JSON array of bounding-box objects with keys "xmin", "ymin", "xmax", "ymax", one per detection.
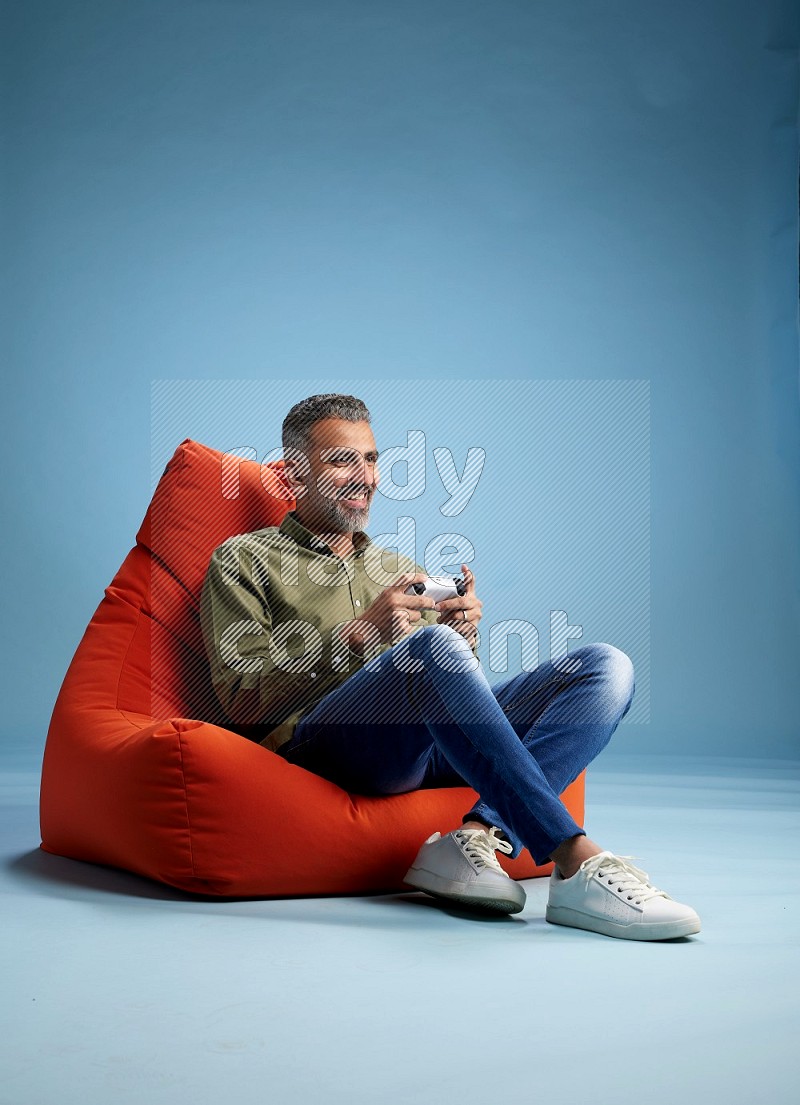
[{"xmin": 2, "ymin": 0, "xmax": 798, "ymax": 760}]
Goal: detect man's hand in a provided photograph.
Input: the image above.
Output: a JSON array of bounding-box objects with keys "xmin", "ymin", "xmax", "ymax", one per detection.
[
  {"xmin": 434, "ymin": 563, "xmax": 482, "ymax": 647},
  {"xmin": 339, "ymin": 571, "xmax": 436, "ymax": 656}
]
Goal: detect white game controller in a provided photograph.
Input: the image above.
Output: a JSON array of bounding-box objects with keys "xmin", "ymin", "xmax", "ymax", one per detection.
[{"xmin": 404, "ymin": 574, "xmax": 467, "ymax": 603}]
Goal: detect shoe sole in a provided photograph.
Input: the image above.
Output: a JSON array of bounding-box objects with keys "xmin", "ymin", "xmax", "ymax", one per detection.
[
  {"xmin": 403, "ymin": 866, "xmax": 526, "ymax": 915},
  {"xmin": 545, "ymin": 904, "xmax": 701, "ymax": 941}
]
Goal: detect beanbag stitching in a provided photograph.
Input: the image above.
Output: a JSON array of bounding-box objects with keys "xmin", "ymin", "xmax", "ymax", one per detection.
[
  {"xmin": 114, "ymin": 606, "xmax": 145, "ymax": 712},
  {"xmin": 149, "ymin": 551, "xmax": 200, "ymax": 607},
  {"xmin": 118, "ymin": 708, "xmax": 154, "ymax": 729},
  {"xmin": 174, "ymin": 724, "xmax": 198, "ymax": 879}
]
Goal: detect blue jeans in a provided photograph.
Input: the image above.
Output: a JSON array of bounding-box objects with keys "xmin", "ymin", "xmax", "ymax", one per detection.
[{"xmin": 276, "ymin": 624, "xmax": 636, "ymax": 866}]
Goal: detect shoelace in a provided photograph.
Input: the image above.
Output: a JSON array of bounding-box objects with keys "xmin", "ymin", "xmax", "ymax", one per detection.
[
  {"xmin": 579, "ymin": 851, "xmax": 672, "ymax": 905},
  {"xmin": 454, "ymin": 827, "xmax": 513, "ymax": 874}
]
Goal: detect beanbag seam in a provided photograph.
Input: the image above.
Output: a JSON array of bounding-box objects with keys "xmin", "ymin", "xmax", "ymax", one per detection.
[
  {"xmin": 113, "ymin": 605, "xmax": 145, "ymax": 712},
  {"xmin": 174, "ymin": 724, "xmax": 198, "ymax": 879}
]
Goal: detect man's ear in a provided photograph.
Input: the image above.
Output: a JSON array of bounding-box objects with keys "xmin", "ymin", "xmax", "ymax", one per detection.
[{"xmin": 282, "ymin": 448, "xmax": 311, "ymax": 499}]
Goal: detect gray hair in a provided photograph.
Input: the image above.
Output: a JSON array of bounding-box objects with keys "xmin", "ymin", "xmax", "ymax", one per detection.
[{"xmin": 282, "ymin": 393, "xmax": 371, "ymax": 454}]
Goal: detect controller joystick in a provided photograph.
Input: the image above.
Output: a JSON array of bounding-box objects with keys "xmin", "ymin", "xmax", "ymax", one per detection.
[{"xmin": 404, "ymin": 574, "xmax": 467, "ymax": 603}]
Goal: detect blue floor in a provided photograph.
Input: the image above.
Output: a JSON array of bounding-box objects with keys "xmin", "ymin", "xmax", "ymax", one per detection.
[{"xmin": 2, "ymin": 750, "xmax": 798, "ymax": 1105}]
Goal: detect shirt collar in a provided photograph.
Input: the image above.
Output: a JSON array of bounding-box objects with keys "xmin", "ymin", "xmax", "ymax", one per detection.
[{"xmin": 278, "ymin": 510, "xmax": 372, "ymax": 558}]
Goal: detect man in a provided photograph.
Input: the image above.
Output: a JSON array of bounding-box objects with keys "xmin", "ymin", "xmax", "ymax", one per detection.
[{"xmin": 200, "ymin": 393, "xmax": 701, "ymax": 940}]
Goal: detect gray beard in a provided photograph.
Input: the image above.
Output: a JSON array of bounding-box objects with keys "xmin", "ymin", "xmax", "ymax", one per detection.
[{"xmin": 315, "ymin": 493, "xmax": 371, "ymax": 534}]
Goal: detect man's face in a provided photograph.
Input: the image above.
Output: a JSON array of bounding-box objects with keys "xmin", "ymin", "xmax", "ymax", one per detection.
[{"xmin": 289, "ymin": 418, "xmax": 381, "ymax": 533}]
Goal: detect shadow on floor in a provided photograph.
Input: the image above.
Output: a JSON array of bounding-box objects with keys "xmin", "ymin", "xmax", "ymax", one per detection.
[{"xmin": 7, "ymin": 847, "xmax": 531, "ymax": 926}]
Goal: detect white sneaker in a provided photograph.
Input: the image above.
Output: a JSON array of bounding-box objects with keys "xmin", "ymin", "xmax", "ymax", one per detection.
[
  {"xmin": 403, "ymin": 827, "xmax": 527, "ymax": 914},
  {"xmin": 546, "ymin": 850, "xmax": 701, "ymax": 940}
]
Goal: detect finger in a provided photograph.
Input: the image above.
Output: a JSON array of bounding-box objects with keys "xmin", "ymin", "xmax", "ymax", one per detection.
[
  {"xmin": 440, "ymin": 616, "xmax": 467, "ymax": 631},
  {"xmin": 451, "ymin": 613, "xmax": 476, "ymax": 635},
  {"xmin": 461, "ymin": 564, "xmax": 476, "ymax": 592},
  {"xmin": 392, "ymin": 570, "xmax": 427, "ymax": 590},
  {"xmin": 446, "ymin": 619, "xmax": 475, "ymax": 641},
  {"xmin": 400, "ymin": 593, "xmax": 437, "ymax": 611},
  {"xmin": 436, "ymin": 597, "xmax": 477, "ymax": 616},
  {"xmin": 390, "ymin": 609, "xmax": 411, "ymax": 635},
  {"xmin": 439, "ymin": 607, "xmax": 469, "ymax": 625}
]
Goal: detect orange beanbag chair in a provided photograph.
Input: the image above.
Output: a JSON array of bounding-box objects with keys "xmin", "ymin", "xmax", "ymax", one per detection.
[{"xmin": 39, "ymin": 438, "xmax": 584, "ymax": 897}]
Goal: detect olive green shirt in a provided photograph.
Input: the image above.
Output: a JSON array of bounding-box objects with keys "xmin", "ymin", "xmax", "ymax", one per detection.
[{"xmin": 200, "ymin": 510, "xmax": 479, "ymax": 753}]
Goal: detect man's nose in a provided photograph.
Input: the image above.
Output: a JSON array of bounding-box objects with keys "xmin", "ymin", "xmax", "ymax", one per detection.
[{"xmin": 353, "ymin": 458, "xmax": 378, "ymax": 490}]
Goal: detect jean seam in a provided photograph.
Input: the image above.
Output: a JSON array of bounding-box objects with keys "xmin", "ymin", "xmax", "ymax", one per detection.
[
  {"xmin": 280, "ymin": 734, "xmax": 316, "ymax": 759},
  {"xmin": 501, "ymin": 675, "xmax": 565, "ymax": 714}
]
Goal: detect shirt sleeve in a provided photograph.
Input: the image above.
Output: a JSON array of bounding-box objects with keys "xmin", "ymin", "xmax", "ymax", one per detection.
[{"xmin": 199, "ymin": 544, "xmax": 352, "ymax": 729}]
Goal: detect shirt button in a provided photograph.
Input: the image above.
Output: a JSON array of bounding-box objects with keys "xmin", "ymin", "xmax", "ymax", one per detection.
[
  {"xmin": 355, "ymin": 600, "xmax": 361, "ymax": 607},
  {"xmin": 310, "ymin": 672, "xmax": 317, "ymax": 678}
]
